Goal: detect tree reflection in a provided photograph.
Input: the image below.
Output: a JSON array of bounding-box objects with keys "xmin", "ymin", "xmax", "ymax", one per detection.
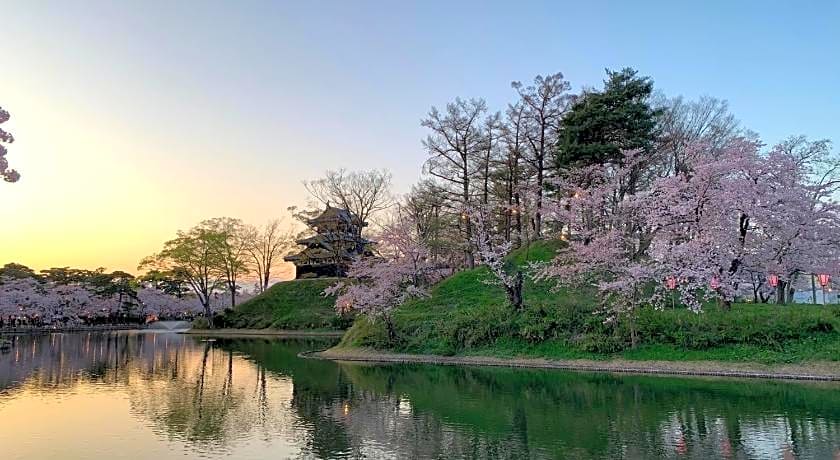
[
  {"xmin": 221, "ymin": 338, "xmax": 355, "ymax": 458},
  {"xmin": 1, "ymin": 333, "xmax": 838, "ymax": 459},
  {"xmin": 333, "ymin": 363, "xmax": 840, "ymax": 459}
]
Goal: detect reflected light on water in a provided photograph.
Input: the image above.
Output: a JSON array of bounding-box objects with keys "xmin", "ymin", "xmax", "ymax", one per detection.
[{"xmin": 0, "ymin": 331, "xmax": 837, "ymax": 459}]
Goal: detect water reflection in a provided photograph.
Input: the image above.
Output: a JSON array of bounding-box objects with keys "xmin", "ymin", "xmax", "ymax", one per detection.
[{"xmin": 0, "ymin": 332, "xmax": 837, "ymax": 459}]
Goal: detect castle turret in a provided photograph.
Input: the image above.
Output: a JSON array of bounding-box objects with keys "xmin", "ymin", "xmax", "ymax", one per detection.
[{"xmin": 284, "ymin": 205, "xmax": 372, "ymax": 278}]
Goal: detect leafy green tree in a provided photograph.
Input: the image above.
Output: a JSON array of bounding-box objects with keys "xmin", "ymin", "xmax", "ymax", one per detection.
[
  {"xmin": 0, "ymin": 263, "xmax": 39, "ymax": 279},
  {"xmin": 40, "ymin": 267, "xmax": 96, "ymax": 284},
  {"xmin": 140, "ymin": 226, "xmax": 226, "ymax": 320},
  {"xmin": 200, "ymin": 217, "xmax": 250, "ymax": 308},
  {"xmin": 88, "ymin": 270, "xmax": 139, "ymax": 315},
  {"xmin": 140, "ymin": 269, "xmax": 191, "ymax": 297},
  {"xmin": 557, "ymin": 68, "xmax": 661, "ymax": 169}
]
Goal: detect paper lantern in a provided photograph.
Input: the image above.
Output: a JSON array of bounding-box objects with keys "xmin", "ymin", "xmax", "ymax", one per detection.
[{"xmin": 818, "ymin": 273, "xmax": 831, "ymax": 287}]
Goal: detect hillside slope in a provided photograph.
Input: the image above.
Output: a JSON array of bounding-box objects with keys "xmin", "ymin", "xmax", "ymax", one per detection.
[
  {"xmin": 339, "ymin": 240, "xmax": 840, "ymax": 364},
  {"xmin": 220, "ymin": 278, "xmax": 350, "ymax": 330}
]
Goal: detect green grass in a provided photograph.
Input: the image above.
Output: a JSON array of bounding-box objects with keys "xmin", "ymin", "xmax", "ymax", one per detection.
[
  {"xmin": 338, "ymin": 240, "xmax": 840, "ymax": 364},
  {"xmin": 463, "ymin": 333, "xmax": 840, "ymax": 365},
  {"xmin": 219, "ymin": 278, "xmax": 351, "ymax": 330}
]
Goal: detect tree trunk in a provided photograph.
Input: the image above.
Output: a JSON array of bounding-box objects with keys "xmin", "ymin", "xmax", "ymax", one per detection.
[
  {"xmin": 263, "ymin": 270, "xmax": 271, "ymax": 293},
  {"xmin": 463, "ymin": 162, "xmax": 475, "ymax": 269},
  {"xmin": 383, "ymin": 314, "xmax": 397, "ymax": 344},
  {"xmin": 514, "ymin": 192, "xmax": 522, "ymax": 246},
  {"xmin": 203, "ymin": 302, "xmax": 213, "ymax": 328},
  {"xmin": 506, "ymin": 271, "xmax": 524, "ymax": 310},
  {"xmin": 776, "ymin": 281, "xmax": 787, "ymax": 305},
  {"xmin": 464, "ymin": 218, "xmax": 475, "ymax": 269},
  {"xmin": 535, "ymin": 167, "xmax": 543, "ymax": 237}
]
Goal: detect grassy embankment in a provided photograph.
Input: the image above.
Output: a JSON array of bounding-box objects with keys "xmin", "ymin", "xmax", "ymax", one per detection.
[
  {"xmin": 338, "ymin": 240, "xmax": 840, "ymax": 365},
  {"xmin": 217, "ymin": 278, "xmax": 352, "ymax": 331}
]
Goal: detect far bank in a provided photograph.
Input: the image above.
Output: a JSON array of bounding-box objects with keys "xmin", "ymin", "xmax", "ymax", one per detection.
[
  {"xmin": 185, "ymin": 328, "xmax": 344, "ymax": 338},
  {"xmin": 311, "ymin": 347, "xmax": 840, "ymax": 382},
  {"xmin": 214, "ymin": 241, "xmax": 840, "ymax": 378}
]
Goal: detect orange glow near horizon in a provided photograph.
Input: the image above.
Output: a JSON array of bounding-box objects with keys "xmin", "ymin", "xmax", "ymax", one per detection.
[
  {"xmin": 0, "ymin": 8, "xmax": 414, "ymax": 277},
  {"xmin": 0, "ymin": 91, "xmax": 304, "ymax": 277}
]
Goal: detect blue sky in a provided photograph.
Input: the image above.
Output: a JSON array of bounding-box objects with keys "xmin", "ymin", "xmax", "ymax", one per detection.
[{"xmin": 1, "ymin": 0, "xmax": 838, "ymax": 271}]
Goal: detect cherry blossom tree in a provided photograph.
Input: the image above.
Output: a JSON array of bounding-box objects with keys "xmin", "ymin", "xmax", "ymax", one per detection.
[
  {"xmin": 326, "ymin": 213, "xmax": 443, "ymax": 342},
  {"xmin": 647, "ymin": 137, "xmax": 840, "ymax": 306},
  {"xmin": 537, "ymin": 149, "xmax": 659, "ymax": 345},
  {"xmin": 538, "ymin": 136, "xmax": 840, "ymax": 345},
  {"xmin": 0, "ymin": 276, "xmax": 121, "ymax": 326},
  {"xmin": 468, "ymin": 205, "xmax": 522, "ymax": 309},
  {"xmin": 136, "ymin": 287, "xmax": 200, "ymax": 319},
  {"xmin": 0, "ymin": 274, "xmax": 232, "ymax": 327},
  {"xmin": 0, "ymin": 276, "xmax": 42, "ymax": 325},
  {"xmin": 0, "ymin": 106, "xmax": 20, "ymax": 183}
]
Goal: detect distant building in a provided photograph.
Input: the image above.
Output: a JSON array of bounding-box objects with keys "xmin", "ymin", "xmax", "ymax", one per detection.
[
  {"xmin": 792, "ymin": 289, "xmax": 839, "ymax": 305},
  {"xmin": 284, "ymin": 205, "xmax": 373, "ymax": 279}
]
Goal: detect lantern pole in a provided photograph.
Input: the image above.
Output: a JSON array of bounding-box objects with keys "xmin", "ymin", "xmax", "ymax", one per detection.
[
  {"xmin": 817, "ymin": 274, "xmax": 831, "ymax": 306},
  {"xmin": 665, "ymin": 276, "xmax": 677, "ymax": 309}
]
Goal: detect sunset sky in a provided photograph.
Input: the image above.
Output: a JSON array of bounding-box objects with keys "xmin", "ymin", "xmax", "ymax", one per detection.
[{"xmin": 2, "ymin": 0, "xmax": 839, "ymax": 274}]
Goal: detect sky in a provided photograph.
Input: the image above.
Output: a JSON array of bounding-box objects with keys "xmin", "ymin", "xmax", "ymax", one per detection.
[{"xmin": 2, "ymin": 0, "xmax": 839, "ymax": 275}]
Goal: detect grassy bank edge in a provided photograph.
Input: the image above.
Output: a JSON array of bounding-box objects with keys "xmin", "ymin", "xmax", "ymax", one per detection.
[
  {"xmin": 217, "ymin": 278, "xmax": 352, "ymax": 331},
  {"xmin": 311, "ymin": 347, "xmax": 840, "ymax": 382}
]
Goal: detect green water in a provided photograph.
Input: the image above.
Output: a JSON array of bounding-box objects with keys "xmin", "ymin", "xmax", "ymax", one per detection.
[{"xmin": 0, "ymin": 332, "xmax": 837, "ymax": 459}]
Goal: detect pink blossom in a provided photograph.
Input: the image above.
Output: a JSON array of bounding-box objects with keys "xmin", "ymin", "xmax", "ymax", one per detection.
[
  {"xmin": 327, "ymin": 213, "xmax": 444, "ymax": 339},
  {"xmin": 539, "ymin": 137, "xmax": 840, "ymax": 317},
  {"xmin": 0, "ymin": 106, "xmax": 20, "ymax": 183}
]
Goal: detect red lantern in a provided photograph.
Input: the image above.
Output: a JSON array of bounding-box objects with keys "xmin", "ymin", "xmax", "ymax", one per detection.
[
  {"xmin": 710, "ymin": 276, "xmax": 720, "ymax": 290},
  {"xmin": 665, "ymin": 276, "xmax": 677, "ymax": 290},
  {"xmin": 818, "ymin": 273, "xmax": 831, "ymax": 287},
  {"xmin": 768, "ymin": 274, "xmax": 779, "ymax": 287}
]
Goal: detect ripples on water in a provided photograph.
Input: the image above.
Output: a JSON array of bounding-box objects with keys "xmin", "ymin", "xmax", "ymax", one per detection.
[{"xmin": 0, "ymin": 331, "xmax": 837, "ymax": 459}]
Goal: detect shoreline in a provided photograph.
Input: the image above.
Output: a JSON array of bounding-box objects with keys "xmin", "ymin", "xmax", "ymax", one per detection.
[
  {"xmin": 184, "ymin": 328, "xmax": 345, "ymax": 338},
  {"xmin": 0, "ymin": 325, "xmax": 141, "ymax": 335},
  {"xmin": 310, "ymin": 348, "xmax": 840, "ymax": 382}
]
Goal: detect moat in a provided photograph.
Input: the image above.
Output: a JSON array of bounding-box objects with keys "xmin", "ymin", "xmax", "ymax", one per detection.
[{"xmin": 0, "ymin": 331, "xmax": 837, "ymax": 459}]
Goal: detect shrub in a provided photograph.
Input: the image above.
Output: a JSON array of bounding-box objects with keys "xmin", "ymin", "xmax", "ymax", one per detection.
[
  {"xmin": 338, "ymin": 240, "xmax": 840, "ymax": 360},
  {"xmin": 636, "ymin": 304, "xmax": 840, "ymax": 349},
  {"xmin": 444, "ymin": 303, "xmax": 514, "ymax": 351}
]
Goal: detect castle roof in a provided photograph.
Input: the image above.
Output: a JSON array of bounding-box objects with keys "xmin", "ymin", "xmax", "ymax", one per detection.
[
  {"xmin": 296, "ymin": 234, "xmax": 372, "ymax": 246},
  {"xmin": 308, "ymin": 205, "xmax": 367, "ymax": 228}
]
